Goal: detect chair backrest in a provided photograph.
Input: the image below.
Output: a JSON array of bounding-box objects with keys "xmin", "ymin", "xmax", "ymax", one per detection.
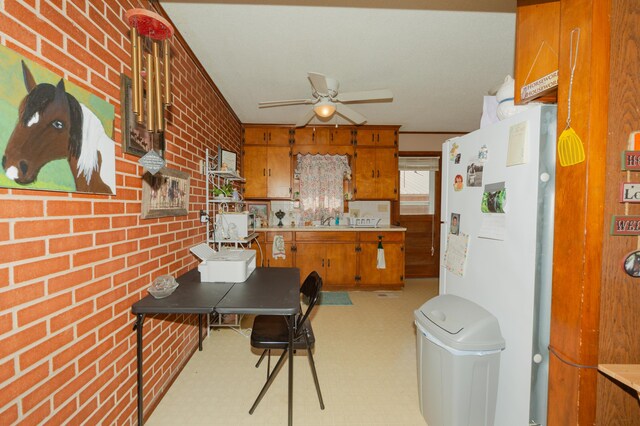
[{"xmin": 295, "ymin": 271, "xmax": 323, "ymax": 335}]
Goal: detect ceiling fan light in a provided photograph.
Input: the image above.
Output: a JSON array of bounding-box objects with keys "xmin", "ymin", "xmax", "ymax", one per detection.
[{"xmin": 314, "ymin": 100, "xmax": 336, "ymax": 118}]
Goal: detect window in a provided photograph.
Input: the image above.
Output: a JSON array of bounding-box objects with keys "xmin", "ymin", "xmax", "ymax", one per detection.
[
  {"xmin": 296, "ymin": 154, "xmax": 351, "ymax": 222},
  {"xmin": 398, "ymin": 156, "xmax": 439, "ymax": 215}
]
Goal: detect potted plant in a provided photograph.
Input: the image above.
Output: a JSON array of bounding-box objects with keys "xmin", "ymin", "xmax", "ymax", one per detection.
[{"xmin": 213, "ymin": 183, "xmax": 233, "ymax": 198}]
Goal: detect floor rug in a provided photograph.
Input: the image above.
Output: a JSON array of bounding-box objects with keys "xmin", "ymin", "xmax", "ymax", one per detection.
[{"xmin": 318, "ymin": 291, "xmax": 353, "ymax": 306}]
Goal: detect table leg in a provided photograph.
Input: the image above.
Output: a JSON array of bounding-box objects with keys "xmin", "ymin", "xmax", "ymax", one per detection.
[
  {"xmin": 288, "ymin": 313, "xmax": 294, "ymax": 426},
  {"xmin": 198, "ymin": 314, "xmax": 203, "ymax": 351},
  {"xmin": 133, "ymin": 313, "xmax": 146, "ymax": 425}
]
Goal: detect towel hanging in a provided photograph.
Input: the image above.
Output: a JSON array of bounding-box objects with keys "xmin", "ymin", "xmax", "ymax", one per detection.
[
  {"xmin": 376, "ymin": 236, "xmax": 386, "ymax": 269},
  {"xmin": 272, "ymin": 235, "xmax": 286, "ymax": 260}
]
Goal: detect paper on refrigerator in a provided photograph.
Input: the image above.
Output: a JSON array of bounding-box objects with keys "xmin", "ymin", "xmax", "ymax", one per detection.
[{"xmin": 443, "ymin": 232, "xmax": 470, "ymax": 277}]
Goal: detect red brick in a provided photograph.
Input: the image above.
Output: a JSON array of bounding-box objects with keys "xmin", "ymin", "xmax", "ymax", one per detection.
[
  {"xmin": 94, "ymin": 201, "xmax": 125, "ymax": 215},
  {"xmin": 0, "ymin": 359, "xmax": 14, "ymax": 383},
  {"xmin": 48, "ymin": 268, "xmax": 92, "ymax": 294},
  {"xmin": 53, "ymin": 366, "xmax": 96, "ymax": 408},
  {"xmin": 111, "ymin": 241, "xmax": 137, "ymax": 257},
  {"xmin": 43, "ymin": 398, "xmax": 77, "ymax": 426},
  {"xmin": 98, "ymin": 312, "xmax": 128, "ymax": 341},
  {"xmin": 49, "ymin": 234, "xmax": 94, "ymax": 254},
  {"xmin": 47, "ymin": 200, "xmax": 92, "ymax": 216},
  {"xmin": 23, "ymin": 364, "xmax": 74, "ymax": 412},
  {"xmin": 17, "ymin": 293, "xmax": 72, "ymax": 326},
  {"xmin": 127, "ymin": 251, "xmax": 149, "ymax": 267},
  {"xmin": 0, "ymin": 404, "xmax": 18, "ymax": 425},
  {"xmin": 19, "ymin": 328, "xmax": 74, "ymax": 370},
  {"xmin": 0, "ymin": 200, "xmax": 43, "ymax": 218},
  {"xmin": 0, "ymin": 222, "xmax": 9, "ymax": 242},
  {"xmin": 42, "ymin": 1, "xmax": 88, "ymax": 45},
  {"xmin": 96, "ymin": 285, "xmax": 126, "ymax": 310},
  {"xmin": 0, "ymin": 14, "xmax": 37, "ymax": 52},
  {"xmin": 21, "ymin": 401, "xmax": 51, "ymax": 426},
  {"xmin": 52, "ymin": 333, "xmax": 95, "ymax": 371},
  {"xmin": 73, "ymin": 217, "xmax": 110, "ymax": 233},
  {"xmin": 73, "ymin": 247, "xmax": 109, "ymax": 267},
  {"xmin": 14, "ymin": 219, "xmax": 70, "ymax": 239},
  {"xmin": 50, "ymin": 301, "xmax": 94, "ymax": 333},
  {"xmin": 95, "ymin": 258, "xmax": 126, "ymax": 279},
  {"xmin": 84, "ymin": 393, "xmax": 115, "ymax": 426},
  {"xmin": 0, "ymin": 313, "xmax": 12, "ymax": 334},
  {"xmin": 0, "ymin": 282, "xmax": 45, "ymax": 311},
  {"xmin": 0, "ymin": 240, "xmax": 46, "ymax": 263},
  {"xmin": 95, "ymin": 229, "xmax": 126, "ymax": 245},
  {"xmin": 77, "ymin": 308, "xmax": 111, "ymax": 338},
  {"xmin": 79, "ymin": 337, "xmax": 113, "ymax": 372},
  {"xmin": 80, "ymin": 364, "xmax": 113, "ymax": 405},
  {"xmin": 0, "ymin": 269, "xmax": 9, "ymax": 288},
  {"xmin": 0, "ymin": 362, "xmax": 48, "ymax": 407},
  {"xmin": 14, "ymin": 255, "xmax": 69, "ymax": 283},
  {"xmin": 113, "ymin": 268, "xmax": 137, "ymax": 286},
  {"xmin": 112, "ymin": 215, "xmax": 138, "ymax": 229},
  {"xmin": 41, "ymin": 40, "xmax": 87, "ymax": 80},
  {"xmin": 74, "ymin": 277, "xmax": 111, "ymax": 302},
  {"xmin": 140, "ymin": 236, "xmax": 159, "ymax": 249}
]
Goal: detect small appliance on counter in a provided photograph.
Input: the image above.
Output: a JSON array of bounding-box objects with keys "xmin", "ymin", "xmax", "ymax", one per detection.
[
  {"xmin": 350, "ymin": 217, "xmax": 382, "ymax": 228},
  {"xmin": 215, "ymin": 212, "xmax": 255, "ymax": 239},
  {"xmin": 190, "ymin": 244, "xmax": 256, "ymax": 282}
]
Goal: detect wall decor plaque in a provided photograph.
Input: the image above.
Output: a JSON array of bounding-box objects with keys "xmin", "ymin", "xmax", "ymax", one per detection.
[{"xmin": 611, "ymin": 215, "xmax": 640, "ymax": 236}]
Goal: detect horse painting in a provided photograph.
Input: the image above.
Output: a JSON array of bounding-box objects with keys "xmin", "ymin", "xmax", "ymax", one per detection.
[{"xmin": 2, "ymin": 61, "xmax": 115, "ymax": 194}]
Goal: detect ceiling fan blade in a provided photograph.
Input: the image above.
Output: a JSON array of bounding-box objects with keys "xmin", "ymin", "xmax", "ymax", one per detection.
[
  {"xmin": 308, "ymin": 72, "xmax": 329, "ymax": 95},
  {"xmin": 337, "ymin": 89, "xmax": 393, "ymax": 103},
  {"xmin": 336, "ymin": 104, "xmax": 367, "ymax": 125},
  {"xmin": 259, "ymin": 99, "xmax": 313, "ymax": 107},
  {"xmin": 295, "ymin": 109, "xmax": 317, "ymax": 127}
]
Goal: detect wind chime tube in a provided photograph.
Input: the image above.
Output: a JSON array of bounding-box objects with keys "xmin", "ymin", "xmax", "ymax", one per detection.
[
  {"xmin": 153, "ymin": 41, "xmax": 163, "ymax": 132},
  {"xmin": 130, "ymin": 27, "xmax": 140, "ymax": 116},
  {"xmin": 146, "ymin": 52, "xmax": 155, "ymax": 132},
  {"xmin": 136, "ymin": 34, "xmax": 144, "ymax": 124},
  {"xmin": 163, "ymin": 39, "xmax": 172, "ymax": 106}
]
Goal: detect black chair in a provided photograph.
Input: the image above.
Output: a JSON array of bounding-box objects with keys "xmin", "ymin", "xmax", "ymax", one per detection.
[{"xmin": 248, "ymin": 271, "xmax": 325, "ymax": 414}]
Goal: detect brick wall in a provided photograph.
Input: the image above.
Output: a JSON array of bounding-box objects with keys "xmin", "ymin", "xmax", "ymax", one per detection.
[{"xmin": 0, "ymin": 1, "xmax": 241, "ymax": 424}]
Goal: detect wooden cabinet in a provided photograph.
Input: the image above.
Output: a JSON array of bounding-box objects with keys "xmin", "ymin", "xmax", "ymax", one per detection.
[
  {"xmin": 354, "ymin": 147, "xmax": 398, "ymax": 200},
  {"xmin": 259, "ymin": 231, "xmax": 294, "ymax": 267},
  {"xmin": 243, "ymin": 126, "xmax": 292, "ymax": 145},
  {"xmin": 357, "ymin": 232, "xmax": 404, "ymax": 288},
  {"xmin": 243, "ymin": 145, "xmax": 291, "ymax": 199},
  {"xmin": 294, "ymin": 231, "xmax": 357, "ymax": 288},
  {"xmin": 355, "ymin": 128, "xmax": 397, "ymax": 147},
  {"xmin": 293, "ymin": 126, "xmax": 354, "ymax": 146}
]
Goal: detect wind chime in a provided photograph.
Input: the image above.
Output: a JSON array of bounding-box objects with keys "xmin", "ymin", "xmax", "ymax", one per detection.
[{"xmin": 126, "ymin": 8, "xmax": 174, "ymax": 133}]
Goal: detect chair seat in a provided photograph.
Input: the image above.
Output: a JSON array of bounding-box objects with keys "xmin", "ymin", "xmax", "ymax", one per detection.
[{"xmin": 250, "ymin": 315, "xmax": 315, "ymax": 350}]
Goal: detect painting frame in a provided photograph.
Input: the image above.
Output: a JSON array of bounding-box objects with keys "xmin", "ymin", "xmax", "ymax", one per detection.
[
  {"xmin": 246, "ymin": 202, "xmax": 269, "ymax": 229},
  {"xmin": 219, "ymin": 147, "xmax": 237, "ymax": 172},
  {"xmin": 141, "ymin": 167, "xmax": 190, "ymax": 219},
  {"xmin": 120, "ymin": 73, "xmax": 165, "ymax": 158}
]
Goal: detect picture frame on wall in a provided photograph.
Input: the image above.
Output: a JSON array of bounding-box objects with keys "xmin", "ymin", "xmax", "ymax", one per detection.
[
  {"xmin": 219, "ymin": 147, "xmax": 237, "ymax": 172},
  {"xmin": 141, "ymin": 167, "xmax": 190, "ymax": 219},
  {"xmin": 246, "ymin": 202, "xmax": 269, "ymax": 229},
  {"xmin": 120, "ymin": 73, "xmax": 165, "ymax": 158}
]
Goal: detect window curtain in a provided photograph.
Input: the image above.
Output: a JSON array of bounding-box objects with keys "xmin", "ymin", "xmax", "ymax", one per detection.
[{"xmin": 296, "ymin": 154, "xmax": 351, "ymax": 222}]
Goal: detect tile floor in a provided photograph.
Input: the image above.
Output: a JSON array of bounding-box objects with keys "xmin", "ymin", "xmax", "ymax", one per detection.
[{"xmin": 147, "ymin": 278, "xmax": 438, "ymax": 426}]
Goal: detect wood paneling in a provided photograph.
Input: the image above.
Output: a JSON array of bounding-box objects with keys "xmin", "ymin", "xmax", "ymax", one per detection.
[
  {"xmin": 596, "ymin": 0, "xmax": 640, "ymax": 423},
  {"xmin": 546, "ymin": 0, "xmax": 610, "ymax": 424}
]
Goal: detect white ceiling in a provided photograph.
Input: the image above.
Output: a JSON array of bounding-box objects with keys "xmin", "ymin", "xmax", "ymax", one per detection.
[{"xmin": 160, "ymin": 1, "xmax": 516, "ymax": 132}]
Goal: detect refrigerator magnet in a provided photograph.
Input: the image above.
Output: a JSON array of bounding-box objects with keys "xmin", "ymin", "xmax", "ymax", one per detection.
[
  {"xmin": 481, "ymin": 182, "xmax": 507, "ymax": 213},
  {"xmin": 623, "ymin": 250, "xmax": 640, "ymax": 277},
  {"xmin": 478, "ymin": 145, "xmax": 489, "ymax": 162},
  {"xmin": 466, "ymin": 162, "xmax": 483, "ymax": 187},
  {"xmin": 453, "ymin": 175, "xmax": 464, "ymax": 191},
  {"xmin": 454, "ymin": 153, "xmax": 461, "ymax": 164},
  {"xmin": 450, "ymin": 213, "xmax": 460, "ymax": 235},
  {"xmin": 449, "ymin": 142, "xmax": 459, "ymax": 162}
]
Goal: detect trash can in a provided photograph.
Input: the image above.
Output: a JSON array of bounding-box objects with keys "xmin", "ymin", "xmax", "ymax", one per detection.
[{"xmin": 414, "ymin": 294, "xmax": 505, "ymax": 426}]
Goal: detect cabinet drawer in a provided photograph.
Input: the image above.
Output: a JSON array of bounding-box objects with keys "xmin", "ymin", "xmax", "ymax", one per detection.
[
  {"xmin": 266, "ymin": 231, "xmax": 293, "ymax": 242},
  {"xmin": 294, "ymin": 231, "xmax": 356, "ymax": 242},
  {"xmin": 359, "ymin": 231, "xmax": 404, "ymax": 242}
]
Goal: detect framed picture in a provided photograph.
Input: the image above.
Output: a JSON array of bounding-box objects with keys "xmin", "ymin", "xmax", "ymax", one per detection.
[
  {"xmin": 247, "ymin": 202, "xmax": 269, "ymax": 228},
  {"xmin": 219, "ymin": 147, "xmax": 237, "ymax": 172},
  {"xmin": 120, "ymin": 74, "xmax": 164, "ymax": 158},
  {"xmin": 141, "ymin": 167, "xmax": 190, "ymax": 219}
]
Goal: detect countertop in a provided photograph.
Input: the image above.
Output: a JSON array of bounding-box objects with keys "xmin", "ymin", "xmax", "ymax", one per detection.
[{"xmin": 255, "ymin": 225, "xmax": 407, "ymax": 232}]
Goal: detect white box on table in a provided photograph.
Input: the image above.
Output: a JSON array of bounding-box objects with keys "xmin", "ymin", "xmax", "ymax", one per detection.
[{"xmin": 190, "ymin": 244, "xmax": 256, "ymax": 282}]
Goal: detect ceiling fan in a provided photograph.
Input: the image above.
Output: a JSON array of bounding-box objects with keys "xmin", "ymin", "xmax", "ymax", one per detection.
[{"xmin": 258, "ymin": 72, "xmax": 393, "ymax": 127}]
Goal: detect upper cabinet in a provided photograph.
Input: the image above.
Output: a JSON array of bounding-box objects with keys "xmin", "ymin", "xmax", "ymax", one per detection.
[
  {"xmin": 243, "ymin": 145, "xmax": 292, "ymax": 199},
  {"xmin": 354, "ymin": 147, "xmax": 398, "ymax": 200},
  {"xmin": 292, "ymin": 126, "xmax": 354, "ymax": 146},
  {"xmin": 243, "ymin": 126, "xmax": 292, "ymax": 145},
  {"xmin": 355, "ymin": 128, "xmax": 397, "ymax": 147}
]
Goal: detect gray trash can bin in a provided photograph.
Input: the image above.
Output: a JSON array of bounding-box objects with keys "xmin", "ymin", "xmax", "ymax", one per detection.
[{"xmin": 414, "ymin": 294, "xmax": 505, "ymax": 426}]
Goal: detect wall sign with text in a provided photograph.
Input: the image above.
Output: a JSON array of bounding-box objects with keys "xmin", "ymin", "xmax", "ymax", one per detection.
[
  {"xmin": 611, "ymin": 215, "xmax": 640, "ymax": 236},
  {"xmin": 620, "ymin": 182, "xmax": 640, "ymax": 203}
]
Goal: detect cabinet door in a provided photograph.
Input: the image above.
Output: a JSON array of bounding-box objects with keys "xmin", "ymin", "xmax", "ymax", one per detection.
[
  {"xmin": 325, "ymin": 243, "xmax": 357, "ymax": 287},
  {"xmin": 377, "ymin": 243, "xmax": 404, "ymax": 285},
  {"xmin": 265, "ymin": 242, "xmax": 294, "ymax": 267},
  {"xmin": 376, "ymin": 129, "xmax": 397, "ymax": 146},
  {"xmin": 376, "ymin": 148, "xmax": 398, "ymax": 200},
  {"xmin": 330, "ymin": 127, "xmax": 353, "ymax": 145},
  {"xmin": 244, "ymin": 127, "xmax": 268, "ymax": 145},
  {"xmin": 268, "ymin": 127, "xmax": 291, "ymax": 145},
  {"xmin": 293, "ymin": 127, "xmax": 314, "ymax": 145},
  {"xmin": 243, "ymin": 145, "xmax": 267, "ymax": 198},
  {"xmin": 358, "ymin": 243, "xmax": 381, "ymax": 286},
  {"xmin": 266, "ymin": 146, "xmax": 292, "ymax": 199},
  {"xmin": 354, "ymin": 148, "xmax": 377, "ymax": 199},
  {"xmin": 355, "ymin": 129, "xmax": 377, "ymax": 146},
  {"xmin": 314, "ymin": 127, "xmax": 331, "ymax": 145},
  {"xmin": 295, "ymin": 243, "xmax": 325, "ymax": 285}
]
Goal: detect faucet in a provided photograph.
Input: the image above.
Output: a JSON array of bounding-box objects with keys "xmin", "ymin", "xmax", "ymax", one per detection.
[{"xmin": 321, "ymin": 216, "xmax": 334, "ymax": 226}]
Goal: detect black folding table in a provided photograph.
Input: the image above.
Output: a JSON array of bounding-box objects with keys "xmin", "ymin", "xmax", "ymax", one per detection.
[{"xmin": 131, "ymin": 267, "xmax": 300, "ymax": 425}]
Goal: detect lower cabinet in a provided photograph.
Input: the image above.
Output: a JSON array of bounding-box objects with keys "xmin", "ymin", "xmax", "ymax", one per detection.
[{"xmin": 255, "ymin": 230, "xmax": 404, "ymax": 289}]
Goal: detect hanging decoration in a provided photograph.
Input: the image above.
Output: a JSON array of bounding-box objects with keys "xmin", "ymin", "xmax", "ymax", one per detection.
[{"xmin": 126, "ymin": 8, "xmax": 174, "ymax": 134}]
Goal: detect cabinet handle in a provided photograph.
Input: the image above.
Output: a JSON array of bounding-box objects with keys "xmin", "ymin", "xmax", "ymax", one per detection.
[
  {"xmin": 371, "ymin": 134, "xmax": 374, "ymax": 142},
  {"xmin": 268, "ymin": 132, "xmax": 271, "ymax": 141},
  {"xmin": 377, "ymin": 170, "xmax": 380, "ymax": 178},
  {"xmin": 268, "ymin": 169, "xmax": 271, "ymax": 176},
  {"xmin": 328, "ymin": 259, "xmax": 331, "ymax": 267},
  {"xmin": 263, "ymin": 132, "xmax": 267, "ymax": 142},
  {"xmin": 377, "ymin": 134, "xmax": 380, "ymax": 142},
  {"xmin": 322, "ymin": 259, "xmax": 324, "ymax": 268},
  {"xmin": 263, "ymin": 168, "xmax": 266, "ymax": 176},
  {"xmin": 371, "ymin": 170, "xmax": 375, "ymax": 178}
]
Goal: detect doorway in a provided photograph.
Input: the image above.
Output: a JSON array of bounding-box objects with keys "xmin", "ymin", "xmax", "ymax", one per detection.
[{"xmin": 393, "ymin": 153, "xmax": 441, "ymax": 278}]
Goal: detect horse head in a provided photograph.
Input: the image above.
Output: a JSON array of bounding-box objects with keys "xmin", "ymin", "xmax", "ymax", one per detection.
[{"xmin": 2, "ymin": 61, "xmax": 82, "ymax": 185}]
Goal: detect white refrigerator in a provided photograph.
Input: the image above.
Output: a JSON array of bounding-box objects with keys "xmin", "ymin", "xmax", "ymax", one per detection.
[{"xmin": 440, "ymin": 104, "xmax": 557, "ymax": 426}]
